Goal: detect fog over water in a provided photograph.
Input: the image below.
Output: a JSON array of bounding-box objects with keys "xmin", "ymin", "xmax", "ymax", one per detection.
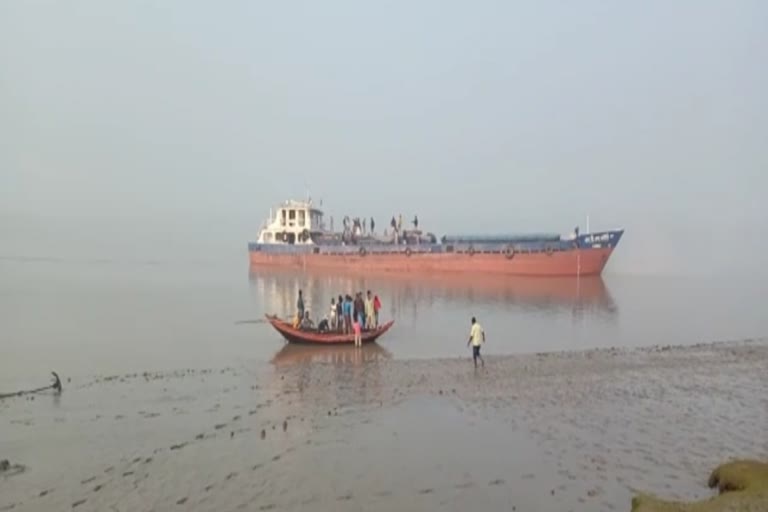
[{"xmin": 1, "ymin": 0, "xmax": 766, "ymax": 277}]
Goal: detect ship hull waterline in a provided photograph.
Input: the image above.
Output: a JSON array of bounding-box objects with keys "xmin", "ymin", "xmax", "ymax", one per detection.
[{"xmin": 249, "ymin": 247, "xmax": 615, "ymax": 277}]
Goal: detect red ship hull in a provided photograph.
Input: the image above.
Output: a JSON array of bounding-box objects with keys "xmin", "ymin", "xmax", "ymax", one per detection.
[{"xmin": 249, "ymin": 247, "xmax": 614, "ymax": 277}]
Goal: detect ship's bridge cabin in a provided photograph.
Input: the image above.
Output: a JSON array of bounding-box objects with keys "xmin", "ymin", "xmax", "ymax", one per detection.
[{"xmin": 257, "ymin": 200, "xmax": 325, "ymax": 245}]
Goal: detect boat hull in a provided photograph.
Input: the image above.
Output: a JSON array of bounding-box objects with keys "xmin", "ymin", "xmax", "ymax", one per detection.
[
  {"xmin": 249, "ymin": 229, "xmax": 623, "ymax": 278},
  {"xmin": 250, "ymin": 247, "xmax": 615, "ymax": 277},
  {"xmin": 265, "ymin": 315, "xmax": 395, "ymax": 345}
]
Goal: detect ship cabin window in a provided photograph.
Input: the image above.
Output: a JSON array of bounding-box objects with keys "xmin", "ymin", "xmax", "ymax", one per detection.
[
  {"xmin": 280, "ymin": 209, "xmax": 287, "ymax": 226},
  {"xmin": 264, "ymin": 232, "xmax": 273, "ymax": 243},
  {"xmin": 298, "ymin": 210, "xmax": 306, "ymax": 227}
]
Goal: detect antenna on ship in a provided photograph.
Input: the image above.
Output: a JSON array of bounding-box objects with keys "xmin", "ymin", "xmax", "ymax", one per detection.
[{"xmin": 586, "ymin": 214, "xmax": 590, "ymax": 234}]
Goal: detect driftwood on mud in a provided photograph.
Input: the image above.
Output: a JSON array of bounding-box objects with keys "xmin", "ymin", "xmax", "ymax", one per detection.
[{"xmin": 0, "ymin": 371, "xmax": 62, "ymax": 400}]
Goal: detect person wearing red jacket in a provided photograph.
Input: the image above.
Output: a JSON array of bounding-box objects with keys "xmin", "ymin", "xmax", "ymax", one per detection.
[{"xmin": 373, "ymin": 294, "xmax": 382, "ymax": 327}]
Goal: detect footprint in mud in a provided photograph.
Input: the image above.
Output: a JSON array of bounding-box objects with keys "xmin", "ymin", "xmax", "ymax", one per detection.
[
  {"xmin": 0, "ymin": 504, "xmax": 17, "ymax": 511},
  {"xmin": 72, "ymin": 499, "xmax": 87, "ymax": 508},
  {"xmin": 176, "ymin": 497, "xmax": 188, "ymax": 505},
  {"xmin": 521, "ymin": 473, "xmax": 536, "ymax": 480},
  {"xmin": 132, "ymin": 457, "xmax": 142, "ymax": 464},
  {"xmin": 337, "ymin": 493, "xmax": 353, "ymax": 501},
  {"xmin": 170, "ymin": 442, "xmax": 188, "ymax": 451},
  {"xmin": 271, "ymin": 455, "xmax": 281, "ymax": 462},
  {"xmin": 104, "ymin": 467, "xmax": 114, "ymax": 474},
  {"xmin": 204, "ymin": 484, "xmax": 215, "ymax": 492},
  {"xmin": 375, "ymin": 490, "xmax": 393, "ymax": 497},
  {"xmin": 93, "ymin": 484, "xmax": 103, "ymax": 492},
  {"xmin": 260, "ymin": 429, "xmax": 266, "ymax": 439},
  {"xmin": 226, "ymin": 472, "xmax": 238, "ymax": 481},
  {"xmin": 39, "ymin": 489, "xmax": 53, "ymax": 497},
  {"xmin": 144, "ymin": 458, "xmax": 153, "ymax": 464},
  {"xmin": 81, "ymin": 477, "xmax": 97, "ymax": 485},
  {"xmin": 232, "ymin": 415, "xmax": 241, "ymax": 421},
  {"xmin": 143, "ymin": 413, "xmax": 160, "ymax": 419},
  {"xmin": 418, "ymin": 488, "xmax": 434, "ymax": 495},
  {"xmin": 488, "ymin": 479, "xmax": 506, "ymax": 486},
  {"xmin": 251, "ymin": 464, "xmax": 264, "ymax": 471},
  {"xmin": 259, "ymin": 505, "xmax": 276, "ymax": 511},
  {"xmin": 215, "ymin": 423, "xmax": 227, "ymax": 430},
  {"xmin": 122, "ymin": 471, "xmax": 134, "ymax": 477},
  {"xmin": 249, "ymin": 409, "xmax": 258, "ymax": 416},
  {"xmin": 454, "ymin": 482, "xmax": 474, "ymax": 489}
]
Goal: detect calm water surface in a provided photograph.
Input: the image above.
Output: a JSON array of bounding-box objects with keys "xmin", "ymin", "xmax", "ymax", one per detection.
[{"xmin": 1, "ymin": 258, "xmax": 766, "ymax": 388}]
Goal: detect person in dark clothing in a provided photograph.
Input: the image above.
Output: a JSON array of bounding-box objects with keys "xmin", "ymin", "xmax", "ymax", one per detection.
[
  {"xmin": 370, "ymin": 217, "xmax": 375, "ymax": 234},
  {"xmin": 413, "ymin": 215, "xmax": 418, "ymax": 229},
  {"xmin": 336, "ymin": 295, "xmax": 344, "ymax": 331},
  {"xmin": 353, "ymin": 292, "xmax": 365, "ymax": 330},
  {"xmin": 297, "ymin": 290, "xmax": 304, "ymax": 320}
]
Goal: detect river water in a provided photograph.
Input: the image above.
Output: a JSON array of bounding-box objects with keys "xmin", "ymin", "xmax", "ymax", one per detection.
[{"xmin": 1, "ymin": 257, "xmax": 766, "ymax": 388}]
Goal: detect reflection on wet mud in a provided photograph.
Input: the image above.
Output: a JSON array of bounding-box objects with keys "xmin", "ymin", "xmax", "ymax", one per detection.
[
  {"xmin": 268, "ymin": 343, "xmax": 391, "ymax": 409},
  {"xmin": 271, "ymin": 342, "xmax": 392, "ymax": 367},
  {"xmin": 248, "ymin": 267, "xmax": 618, "ymax": 320}
]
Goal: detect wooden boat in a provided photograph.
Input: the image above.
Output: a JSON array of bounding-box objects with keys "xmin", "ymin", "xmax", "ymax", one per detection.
[{"xmin": 265, "ymin": 314, "xmax": 394, "ymax": 345}]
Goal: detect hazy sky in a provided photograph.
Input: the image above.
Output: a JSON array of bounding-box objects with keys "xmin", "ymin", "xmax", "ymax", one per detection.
[{"xmin": 1, "ymin": 1, "xmax": 766, "ymax": 274}]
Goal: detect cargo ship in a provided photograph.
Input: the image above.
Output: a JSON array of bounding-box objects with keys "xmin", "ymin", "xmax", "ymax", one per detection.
[{"xmin": 248, "ymin": 199, "xmax": 623, "ymax": 277}]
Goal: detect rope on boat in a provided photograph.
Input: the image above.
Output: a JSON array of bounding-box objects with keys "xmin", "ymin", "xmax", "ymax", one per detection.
[{"xmin": 0, "ymin": 371, "xmax": 62, "ymax": 400}]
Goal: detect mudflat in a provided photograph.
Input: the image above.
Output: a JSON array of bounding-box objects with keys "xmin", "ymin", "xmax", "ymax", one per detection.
[{"xmin": 2, "ymin": 340, "xmax": 767, "ymax": 511}]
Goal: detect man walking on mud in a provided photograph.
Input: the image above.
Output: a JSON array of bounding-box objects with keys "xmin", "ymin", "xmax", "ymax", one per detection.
[{"xmin": 467, "ymin": 317, "xmax": 485, "ymax": 368}]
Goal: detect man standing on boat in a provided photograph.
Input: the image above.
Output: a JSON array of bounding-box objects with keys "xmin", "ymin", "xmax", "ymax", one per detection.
[
  {"xmin": 365, "ymin": 290, "xmax": 375, "ymax": 330},
  {"xmin": 467, "ymin": 317, "xmax": 485, "ymax": 368},
  {"xmin": 373, "ymin": 294, "xmax": 381, "ymax": 327},
  {"xmin": 353, "ymin": 292, "xmax": 365, "ymax": 330},
  {"xmin": 297, "ymin": 290, "xmax": 305, "ymax": 322}
]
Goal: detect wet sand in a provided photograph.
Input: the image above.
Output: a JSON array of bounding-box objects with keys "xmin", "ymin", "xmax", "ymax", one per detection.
[{"xmin": 2, "ymin": 340, "xmax": 767, "ymax": 511}]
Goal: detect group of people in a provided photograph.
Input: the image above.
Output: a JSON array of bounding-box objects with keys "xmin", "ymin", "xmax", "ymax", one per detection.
[
  {"xmin": 293, "ymin": 289, "xmax": 382, "ymax": 347},
  {"xmin": 331, "ymin": 214, "xmax": 421, "ymax": 245},
  {"xmin": 340, "ymin": 216, "xmax": 375, "ymax": 237},
  {"xmin": 293, "ymin": 289, "xmax": 486, "ymax": 365}
]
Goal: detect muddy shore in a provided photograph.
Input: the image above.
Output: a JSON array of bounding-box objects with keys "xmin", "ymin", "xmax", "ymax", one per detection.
[{"xmin": 2, "ymin": 340, "xmax": 767, "ymax": 511}]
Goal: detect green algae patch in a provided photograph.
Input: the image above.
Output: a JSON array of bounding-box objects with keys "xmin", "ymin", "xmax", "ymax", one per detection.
[{"xmin": 631, "ymin": 460, "xmax": 768, "ymax": 512}]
